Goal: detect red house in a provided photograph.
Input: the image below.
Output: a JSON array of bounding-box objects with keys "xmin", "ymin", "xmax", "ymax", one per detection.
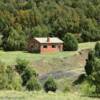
[{"xmin": 28, "ymin": 37, "xmax": 63, "ymax": 53}]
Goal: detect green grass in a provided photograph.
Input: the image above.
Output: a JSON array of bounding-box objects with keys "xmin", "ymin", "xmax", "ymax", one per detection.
[
  {"xmin": 0, "ymin": 50, "xmax": 77, "ymax": 65},
  {"xmin": 0, "ymin": 42, "xmax": 98, "ymax": 100},
  {"xmin": 78, "ymin": 41, "xmax": 96, "ymax": 51},
  {"xmin": 0, "ymin": 91, "xmax": 99, "ymax": 100},
  {"xmin": 0, "ymin": 42, "xmax": 96, "ymax": 65}
]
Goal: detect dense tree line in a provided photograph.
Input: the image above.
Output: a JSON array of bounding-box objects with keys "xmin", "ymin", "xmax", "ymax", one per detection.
[{"xmin": 0, "ymin": 0, "xmax": 99, "ymax": 50}]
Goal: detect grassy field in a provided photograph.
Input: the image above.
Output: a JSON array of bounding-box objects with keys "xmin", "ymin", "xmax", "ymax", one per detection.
[
  {"xmin": 0, "ymin": 42, "xmax": 96, "ymax": 65},
  {"xmin": 0, "ymin": 43, "xmax": 98, "ymax": 100},
  {"xmin": 0, "ymin": 41, "xmax": 96, "ymax": 75},
  {"xmin": 0, "ymin": 50, "xmax": 77, "ymax": 65},
  {"xmin": 0, "ymin": 91, "xmax": 99, "ymax": 100},
  {"xmin": 78, "ymin": 42, "xmax": 96, "ymax": 51}
]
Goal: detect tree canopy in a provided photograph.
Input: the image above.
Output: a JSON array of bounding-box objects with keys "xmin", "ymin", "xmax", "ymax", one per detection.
[{"xmin": 0, "ymin": 0, "xmax": 99, "ymax": 50}]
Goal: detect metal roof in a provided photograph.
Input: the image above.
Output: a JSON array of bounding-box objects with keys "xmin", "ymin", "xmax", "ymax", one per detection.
[{"xmin": 34, "ymin": 37, "xmax": 63, "ymax": 43}]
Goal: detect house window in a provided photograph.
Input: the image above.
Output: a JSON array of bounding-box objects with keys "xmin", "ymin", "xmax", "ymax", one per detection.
[
  {"xmin": 52, "ymin": 45, "xmax": 56, "ymax": 48},
  {"xmin": 43, "ymin": 45, "xmax": 47, "ymax": 48}
]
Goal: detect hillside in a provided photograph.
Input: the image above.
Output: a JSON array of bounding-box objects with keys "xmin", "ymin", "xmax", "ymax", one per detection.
[
  {"xmin": 0, "ymin": 0, "xmax": 100, "ymax": 51},
  {"xmin": 0, "ymin": 42, "xmax": 95, "ymax": 64},
  {"xmin": 0, "ymin": 0, "xmax": 100, "ymax": 99},
  {"xmin": 0, "ymin": 42, "xmax": 96, "ymax": 80}
]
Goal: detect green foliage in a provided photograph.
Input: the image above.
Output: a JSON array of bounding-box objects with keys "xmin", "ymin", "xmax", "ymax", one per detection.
[
  {"xmin": 44, "ymin": 77, "xmax": 57, "ymax": 92},
  {"xmin": 3, "ymin": 27, "xmax": 27, "ymax": 51},
  {"xmin": 0, "ymin": 62, "xmax": 22, "ymax": 90},
  {"xmin": 5, "ymin": 66, "xmax": 22, "ymax": 90},
  {"xmin": 83, "ymin": 45, "xmax": 100, "ymax": 96},
  {"xmin": 0, "ymin": 61, "xmax": 7, "ymax": 89},
  {"xmin": 0, "ymin": 59, "xmax": 40, "ymax": 91},
  {"xmin": 81, "ymin": 80, "xmax": 96, "ymax": 96},
  {"xmin": 15, "ymin": 58, "xmax": 39, "ymax": 90},
  {"xmin": 95, "ymin": 42, "xmax": 100, "ymax": 58},
  {"xmin": 85, "ymin": 50, "xmax": 95, "ymax": 76},
  {"xmin": 63, "ymin": 33, "xmax": 78, "ymax": 51},
  {"xmin": 21, "ymin": 66, "xmax": 38, "ymax": 86},
  {"xmin": 81, "ymin": 30, "xmax": 100, "ymax": 42},
  {"xmin": 73, "ymin": 74, "xmax": 86, "ymax": 85},
  {"xmin": 31, "ymin": 25, "xmax": 50, "ymax": 37},
  {"xmin": 26, "ymin": 76, "xmax": 41, "ymax": 91},
  {"xmin": 15, "ymin": 58, "xmax": 29, "ymax": 74},
  {"xmin": 0, "ymin": 0, "xmax": 99, "ymax": 50},
  {"xmin": 91, "ymin": 59, "xmax": 100, "ymax": 94},
  {"xmin": 63, "ymin": 85, "xmax": 71, "ymax": 93}
]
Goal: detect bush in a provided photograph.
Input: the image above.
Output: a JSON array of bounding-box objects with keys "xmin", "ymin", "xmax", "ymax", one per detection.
[
  {"xmin": 26, "ymin": 76, "xmax": 41, "ymax": 91},
  {"xmin": 0, "ymin": 61, "xmax": 8, "ymax": 89},
  {"xmin": 85, "ymin": 50, "xmax": 95, "ymax": 76},
  {"xmin": 21, "ymin": 67, "xmax": 38, "ymax": 86},
  {"xmin": 44, "ymin": 77, "xmax": 57, "ymax": 92},
  {"xmin": 15, "ymin": 58, "xmax": 29, "ymax": 74},
  {"xmin": 95, "ymin": 42, "xmax": 100, "ymax": 58},
  {"xmin": 10, "ymin": 72, "xmax": 22, "ymax": 90},
  {"xmin": 81, "ymin": 80, "xmax": 96, "ymax": 96},
  {"xmin": 0, "ymin": 64, "xmax": 22, "ymax": 90},
  {"xmin": 63, "ymin": 33, "xmax": 78, "ymax": 51}
]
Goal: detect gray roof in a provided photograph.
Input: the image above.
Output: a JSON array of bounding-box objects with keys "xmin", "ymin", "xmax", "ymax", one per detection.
[{"xmin": 34, "ymin": 37, "xmax": 63, "ymax": 43}]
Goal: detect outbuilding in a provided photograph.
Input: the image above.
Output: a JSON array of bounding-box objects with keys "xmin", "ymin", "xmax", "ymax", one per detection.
[{"xmin": 28, "ymin": 37, "xmax": 63, "ymax": 53}]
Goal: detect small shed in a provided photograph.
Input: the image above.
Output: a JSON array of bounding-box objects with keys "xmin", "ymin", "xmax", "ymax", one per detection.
[{"xmin": 28, "ymin": 37, "xmax": 63, "ymax": 53}]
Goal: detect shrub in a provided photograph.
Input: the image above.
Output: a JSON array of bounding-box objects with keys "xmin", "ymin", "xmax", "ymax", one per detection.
[
  {"xmin": 15, "ymin": 58, "xmax": 29, "ymax": 74},
  {"xmin": 26, "ymin": 76, "xmax": 41, "ymax": 91},
  {"xmin": 44, "ymin": 77, "xmax": 57, "ymax": 92},
  {"xmin": 21, "ymin": 67, "xmax": 38, "ymax": 86},
  {"xmin": 81, "ymin": 80, "xmax": 96, "ymax": 96},
  {"xmin": 85, "ymin": 50, "xmax": 95, "ymax": 76},
  {"xmin": 0, "ymin": 64, "xmax": 22, "ymax": 90},
  {"xmin": 10, "ymin": 72, "xmax": 22, "ymax": 90},
  {"xmin": 0, "ymin": 61, "xmax": 7, "ymax": 89},
  {"xmin": 95, "ymin": 42, "xmax": 100, "ymax": 58},
  {"xmin": 63, "ymin": 33, "xmax": 78, "ymax": 51}
]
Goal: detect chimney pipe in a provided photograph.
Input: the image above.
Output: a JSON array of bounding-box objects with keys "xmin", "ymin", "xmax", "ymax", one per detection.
[{"xmin": 47, "ymin": 37, "xmax": 50, "ymax": 42}]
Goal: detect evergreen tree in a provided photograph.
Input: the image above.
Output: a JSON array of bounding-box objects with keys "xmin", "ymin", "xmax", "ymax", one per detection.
[
  {"xmin": 85, "ymin": 50, "xmax": 95, "ymax": 76},
  {"xmin": 0, "ymin": 0, "xmax": 99, "ymax": 50},
  {"xmin": 95, "ymin": 42, "xmax": 100, "ymax": 58}
]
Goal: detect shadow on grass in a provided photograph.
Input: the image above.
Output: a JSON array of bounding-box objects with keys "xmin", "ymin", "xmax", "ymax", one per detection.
[{"xmin": 81, "ymin": 94, "xmax": 100, "ymax": 99}]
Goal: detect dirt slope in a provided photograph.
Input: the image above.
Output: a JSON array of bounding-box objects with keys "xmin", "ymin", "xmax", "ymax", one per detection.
[{"xmin": 31, "ymin": 49, "xmax": 90, "ymax": 80}]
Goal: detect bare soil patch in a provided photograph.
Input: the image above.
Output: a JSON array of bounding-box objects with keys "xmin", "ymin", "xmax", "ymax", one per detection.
[{"xmin": 31, "ymin": 49, "xmax": 90, "ymax": 80}]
